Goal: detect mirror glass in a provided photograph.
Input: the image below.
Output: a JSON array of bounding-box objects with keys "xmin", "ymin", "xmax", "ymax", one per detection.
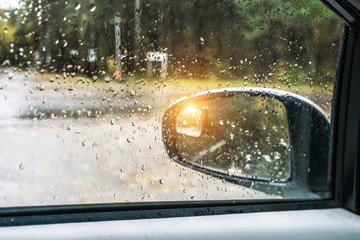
[{"xmin": 174, "ymin": 94, "xmax": 290, "ymax": 181}]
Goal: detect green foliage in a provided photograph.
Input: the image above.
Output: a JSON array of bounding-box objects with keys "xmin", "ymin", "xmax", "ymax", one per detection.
[{"xmin": 0, "ymin": 0, "xmax": 343, "ymax": 85}]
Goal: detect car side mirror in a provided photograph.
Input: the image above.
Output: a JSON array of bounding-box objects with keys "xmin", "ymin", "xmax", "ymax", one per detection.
[{"xmin": 162, "ymin": 88, "xmax": 330, "ymax": 198}]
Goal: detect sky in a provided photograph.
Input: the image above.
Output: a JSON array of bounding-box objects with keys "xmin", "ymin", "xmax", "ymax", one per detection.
[{"xmin": 0, "ymin": 0, "xmax": 20, "ymax": 10}]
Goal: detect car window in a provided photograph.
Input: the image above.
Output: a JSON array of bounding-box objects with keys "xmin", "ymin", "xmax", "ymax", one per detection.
[{"xmin": 0, "ymin": 0, "xmax": 342, "ymax": 207}]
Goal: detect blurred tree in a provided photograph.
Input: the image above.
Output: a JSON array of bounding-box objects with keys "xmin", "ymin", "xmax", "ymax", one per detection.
[{"xmin": 1, "ymin": 0, "xmax": 342, "ymax": 83}]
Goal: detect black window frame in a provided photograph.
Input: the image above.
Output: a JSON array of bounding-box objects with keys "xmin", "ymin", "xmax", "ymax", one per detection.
[
  {"xmin": 325, "ymin": 0, "xmax": 360, "ymax": 214},
  {"xmin": 0, "ymin": 0, "xmax": 359, "ymax": 226}
]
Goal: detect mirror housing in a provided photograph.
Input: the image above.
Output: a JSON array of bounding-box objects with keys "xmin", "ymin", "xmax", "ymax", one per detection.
[{"xmin": 162, "ymin": 88, "xmax": 330, "ymax": 198}]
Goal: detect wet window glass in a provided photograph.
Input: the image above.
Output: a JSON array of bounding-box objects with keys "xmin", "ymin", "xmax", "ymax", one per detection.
[{"xmin": 0, "ymin": 0, "xmax": 342, "ymax": 206}]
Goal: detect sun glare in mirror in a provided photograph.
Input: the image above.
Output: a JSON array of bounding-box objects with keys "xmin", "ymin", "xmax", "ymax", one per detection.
[{"xmin": 176, "ymin": 105, "xmax": 203, "ymax": 137}]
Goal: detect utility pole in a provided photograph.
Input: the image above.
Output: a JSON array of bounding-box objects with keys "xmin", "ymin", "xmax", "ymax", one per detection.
[
  {"xmin": 134, "ymin": 0, "xmax": 141, "ymax": 66},
  {"xmin": 114, "ymin": 12, "xmax": 121, "ymax": 72}
]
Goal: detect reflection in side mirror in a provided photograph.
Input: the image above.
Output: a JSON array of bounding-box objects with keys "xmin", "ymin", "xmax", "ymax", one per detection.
[
  {"xmin": 175, "ymin": 96, "xmax": 290, "ymax": 181},
  {"xmin": 176, "ymin": 105, "xmax": 203, "ymax": 137},
  {"xmin": 162, "ymin": 88, "xmax": 331, "ymax": 198}
]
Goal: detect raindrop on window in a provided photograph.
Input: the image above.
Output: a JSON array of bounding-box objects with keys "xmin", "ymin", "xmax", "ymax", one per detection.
[
  {"xmin": 89, "ymin": 3, "xmax": 96, "ymax": 12},
  {"xmin": 19, "ymin": 164, "xmax": 25, "ymax": 170},
  {"xmin": 75, "ymin": 3, "xmax": 81, "ymax": 11}
]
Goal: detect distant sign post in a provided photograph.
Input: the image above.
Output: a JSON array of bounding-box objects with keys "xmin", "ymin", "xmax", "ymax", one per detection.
[
  {"xmin": 86, "ymin": 48, "xmax": 97, "ymax": 73},
  {"xmin": 146, "ymin": 51, "xmax": 168, "ymax": 80},
  {"xmin": 87, "ymin": 49, "xmax": 97, "ymax": 63}
]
